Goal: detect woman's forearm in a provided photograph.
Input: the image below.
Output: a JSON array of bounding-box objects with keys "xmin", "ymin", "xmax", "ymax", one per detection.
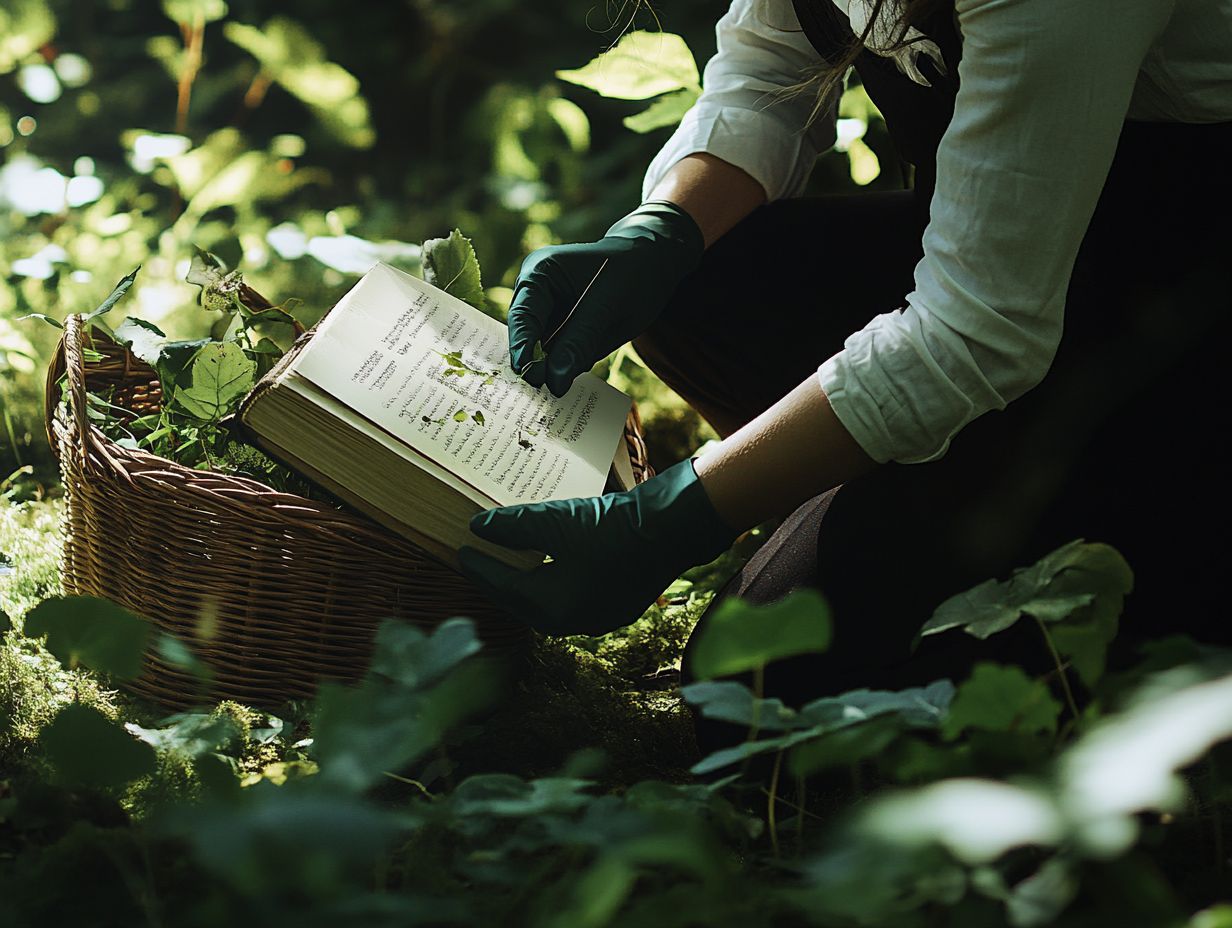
[
  {"xmin": 647, "ymin": 153, "xmax": 767, "ymax": 248},
  {"xmin": 693, "ymin": 373, "xmax": 877, "ymax": 532}
]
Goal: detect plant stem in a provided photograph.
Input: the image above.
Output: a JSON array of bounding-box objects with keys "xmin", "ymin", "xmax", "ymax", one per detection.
[
  {"xmin": 1035, "ymin": 616, "xmax": 1080, "ymax": 727},
  {"xmin": 767, "ymin": 750, "xmax": 783, "ymax": 859},
  {"xmin": 175, "ymin": 14, "xmax": 206, "ymax": 136}
]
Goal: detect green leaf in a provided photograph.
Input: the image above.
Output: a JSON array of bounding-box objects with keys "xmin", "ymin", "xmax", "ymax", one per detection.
[
  {"xmin": 15, "ymin": 312, "xmax": 63, "ymax": 329},
  {"xmin": 223, "ymin": 17, "xmax": 374, "ymax": 149},
  {"xmin": 83, "ymin": 267, "xmax": 141, "ymax": 322},
  {"xmin": 155, "ymin": 632, "xmax": 214, "ymax": 682},
  {"xmin": 422, "ymin": 229, "xmax": 486, "ymax": 310},
  {"xmin": 556, "ymin": 31, "xmax": 699, "ymax": 101},
  {"xmin": 623, "ymin": 87, "xmax": 699, "ymax": 133},
  {"xmin": 368, "ymin": 617, "xmax": 483, "ymax": 690},
  {"xmin": 40, "ymin": 704, "xmax": 157, "ymax": 790},
  {"xmin": 172, "ymin": 342, "xmax": 257, "ymax": 421},
  {"xmin": 859, "ymin": 779, "xmax": 1065, "ymax": 864},
  {"xmin": 161, "ymin": 0, "xmax": 227, "ymax": 25},
  {"xmin": 23, "ymin": 595, "xmax": 149, "ymax": 680},
  {"xmin": 788, "ymin": 714, "xmax": 905, "ymax": 777},
  {"xmin": 680, "ymin": 680, "xmax": 801, "ymax": 731},
  {"xmin": 688, "ymin": 589, "xmax": 831, "ymax": 680},
  {"xmin": 186, "ymin": 246, "xmax": 227, "ymax": 288},
  {"xmin": 114, "ymin": 316, "xmax": 168, "ymax": 367},
  {"xmin": 918, "ymin": 540, "xmax": 1131, "ymax": 645},
  {"xmin": 1006, "ymin": 858, "xmax": 1079, "ymax": 928},
  {"xmin": 472, "ymin": 411, "xmax": 485, "ymax": 426},
  {"xmin": 126, "ymin": 712, "xmax": 239, "ymax": 759},
  {"xmin": 941, "ymin": 663, "xmax": 1062, "ymax": 740}
]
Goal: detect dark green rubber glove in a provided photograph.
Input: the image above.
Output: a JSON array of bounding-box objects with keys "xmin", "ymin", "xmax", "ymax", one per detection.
[
  {"xmin": 508, "ymin": 200, "xmax": 704, "ymax": 397},
  {"xmin": 457, "ymin": 458, "xmax": 739, "ymax": 636}
]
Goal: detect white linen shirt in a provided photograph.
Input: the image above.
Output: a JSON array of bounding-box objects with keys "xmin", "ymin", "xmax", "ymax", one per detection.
[{"xmin": 642, "ymin": 0, "xmax": 1232, "ymax": 464}]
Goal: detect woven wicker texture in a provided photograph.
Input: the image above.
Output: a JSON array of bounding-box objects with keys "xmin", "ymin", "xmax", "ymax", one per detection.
[{"xmin": 45, "ymin": 314, "xmax": 653, "ymax": 709}]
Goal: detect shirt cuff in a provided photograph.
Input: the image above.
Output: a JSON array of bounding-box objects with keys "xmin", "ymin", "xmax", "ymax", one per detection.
[
  {"xmin": 641, "ymin": 104, "xmax": 824, "ymax": 203},
  {"xmin": 817, "ymin": 308, "xmax": 981, "ymax": 465}
]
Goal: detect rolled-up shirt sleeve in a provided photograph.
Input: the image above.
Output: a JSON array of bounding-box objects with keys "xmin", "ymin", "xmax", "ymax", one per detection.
[
  {"xmin": 642, "ymin": 0, "xmax": 838, "ymax": 202},
  {"xmin": 818, "ymin": 0, "xmax": 1173, "ymax": 464}
]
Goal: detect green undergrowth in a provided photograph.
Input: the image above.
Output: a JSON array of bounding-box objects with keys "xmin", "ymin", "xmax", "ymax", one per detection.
[{"xmin": 5, "ymin": 497, "xmax": 1232, "ymax": 928}]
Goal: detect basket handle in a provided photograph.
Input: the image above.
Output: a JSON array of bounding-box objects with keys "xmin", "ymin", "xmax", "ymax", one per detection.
[{"xmin": 44, "ymin": 314, "xmax": 104, "ymax": 473}]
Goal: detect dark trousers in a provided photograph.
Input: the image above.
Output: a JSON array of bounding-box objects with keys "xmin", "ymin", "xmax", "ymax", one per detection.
[{"xmin": 632, "ymin": 120, "xmax": 1232, "ymax": 714}]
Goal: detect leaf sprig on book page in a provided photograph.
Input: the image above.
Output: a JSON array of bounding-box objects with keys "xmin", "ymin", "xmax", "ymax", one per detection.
[{"xmin": 422, "ymin": 229, "xmax": 487, "ymax": 311}]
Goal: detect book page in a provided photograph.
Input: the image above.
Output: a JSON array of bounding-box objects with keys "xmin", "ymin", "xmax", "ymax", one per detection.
[{"xmin": 293, "ymin": 263, "xmax": 632, "ymax": 507}]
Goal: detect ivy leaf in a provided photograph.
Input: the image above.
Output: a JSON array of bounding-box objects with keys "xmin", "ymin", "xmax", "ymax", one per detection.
[
  {"xmin": 83, "ymin": 267, "xmax": 141, "ymax": 323},
  {"xmin": 41, "ymin": 704, "xmax": 157, "ymax": 790},
  {"xmin": 23, "ymin": 595, "xmax": 149, "ymax": 680},
  {"xmin": 186, "ymin": 246, "xmax": 227, "ymax": 288},
  {"xmin": 941, "ymin": 663, "xmax": 1062, "ymax": 740},
  {"xmin": 556, "ymin": 31, "xmax": 700, "ymax": 101},
  {"xmin": 688, "ymin": 589, "xmax": 831, "ymax": 680},
  {"xmin": 172, "ymin": 342, "xmax": 257, "ymax": 422},
  {"xmin": 114, "ymin": 317, "xmax": 168, "ymax": 367},
  {"xmin": 422, "ymin": 229, "xmax": 486, "ymax": 311},
  {"xmin": 452, "ymin": 408, "xmax": 468, "ymax": 422}
]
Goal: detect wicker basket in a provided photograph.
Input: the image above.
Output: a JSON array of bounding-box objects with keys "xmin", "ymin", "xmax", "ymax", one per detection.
[{"xmin": 45, "ymin": 313, "xmax": 653, "ymax": 709}]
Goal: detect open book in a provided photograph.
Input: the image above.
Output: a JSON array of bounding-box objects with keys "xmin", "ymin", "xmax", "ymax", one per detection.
[{"xmin": 238, "ymin": 262, "xmax": 634, "ymax": 570}]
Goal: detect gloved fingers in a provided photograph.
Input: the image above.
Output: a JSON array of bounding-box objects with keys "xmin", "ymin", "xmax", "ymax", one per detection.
[
  {"xmin": 508, "ymin": 279, "xmax": 556, "ymax": 386},
  {"xmin": 468, "ymin": 501, "xmax": 575, "ymax": 556},
  {"xmin": 543, "ymin": 314, "xmax": 612, "ymax": 398}
]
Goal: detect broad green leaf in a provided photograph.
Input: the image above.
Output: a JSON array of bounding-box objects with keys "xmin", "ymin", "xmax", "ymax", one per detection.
[
  {"xmin": 422, "ymin": 229, "xmax": 486, "ymax": 310},
  {"xmin": 859, "ymin": 779, "xmax": 1065, "ymax": 864},
  {"xmin": 368, "ymin": 617, "xmax": 482, "ymax": 691},
  {"xmin": 1059, "ymin": 672, "xmax": 1232, "ymax": 856},
  {"xmin": 450, "ymin": 774, "xmax": 594, "ymax": 818},
  {"xmin": 472, "ymin": 411, "xmax": 485, "ymax": 425},
  {"xmin": 161, "ymin": 0, "xmax": 227, "ymax": 25},
  {"xmin": 941, "ymin": 663, "xmax": 1061, "ymax": 739},
  {"xmin": 691, "ymin": 729, "xmax": 818, "ymax": 776},
  {"xmin": 172, "ymin": 341, "xmax": 257, "ymax": 421},
  {"xmin": 0, "ymin": 0, "xmax": 56, "ymax": 75},
  {"xmin": 83, "ymin": 267, "xmax": 140, "ymax": 322},
  {"xmin": 688, "ymin": 589, "xmax": 832, "ymax": 680},
  {"xmin": 1191, "ymin": 906, "xmax": 1232, "ymax": 928},
  {"xmin": 452, "ymin": 408, "xmax": 468, "ymax": 422},
  {"xmin": 224, "ymin": 17, "xmax": 374, "ymax": 148},
  {"xmin": 40, "ymin": 704, "xmax": 157, "ymax": 789},
  {"xmin": 154, "ymin": 337, "xmax": 213, "ymax": 399},
  {"xmin": 918, "ymin": 540, "xmax": 1131, "ymax": 645},
  {"xmin": 623, "ymin": 87, "xmax": 699, "ymax": 133},
  {"xmin": 798, "ymin": 680, "xmax": 956, "ymax": 730},
  {"xmin": 114, "ymin": 316, "xmax": 167, "ymax": 367},
  {"xmin": 23, "ymin": 594, "xmax": 149, "ymax": 680},
  {"xmin": 788, "ymin": 714, "xmax": 905, "ymax": 777},
  {"xmin": 556, "ymin": 31, "xmax": 699, "ymax": 101},
  {"xmin": 126, "ymin": 713, "xmax": 239, "ymax": 759},
  {"xmin": 680, "ymin": 680, "xmax": 801, "ymax": 730}
]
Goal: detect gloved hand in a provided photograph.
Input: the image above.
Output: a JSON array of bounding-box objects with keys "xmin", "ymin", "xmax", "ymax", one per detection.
[
  {"xmin": 457, "ymin": 458, "xmax": 739, "ymax": 636},
  {"xmin": 508, "ymin": 200, "xmax": 704, "ymax": 397}
]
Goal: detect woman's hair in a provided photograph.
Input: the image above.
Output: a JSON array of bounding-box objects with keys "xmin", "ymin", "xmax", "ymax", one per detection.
[{"xmin": 792, "ymin": 0, "xmax": 952, "ymax": 122}]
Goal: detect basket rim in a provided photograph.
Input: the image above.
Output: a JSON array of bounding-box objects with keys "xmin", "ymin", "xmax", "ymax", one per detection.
[{"xmin": 45, "ymin": 313, "xmax": 653, "ymax": 544}]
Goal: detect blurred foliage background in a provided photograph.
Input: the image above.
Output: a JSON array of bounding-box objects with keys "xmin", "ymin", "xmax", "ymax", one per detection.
[{"xmin": 0, "ymin": 0, "xmax": 893, "ymax": 490}]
